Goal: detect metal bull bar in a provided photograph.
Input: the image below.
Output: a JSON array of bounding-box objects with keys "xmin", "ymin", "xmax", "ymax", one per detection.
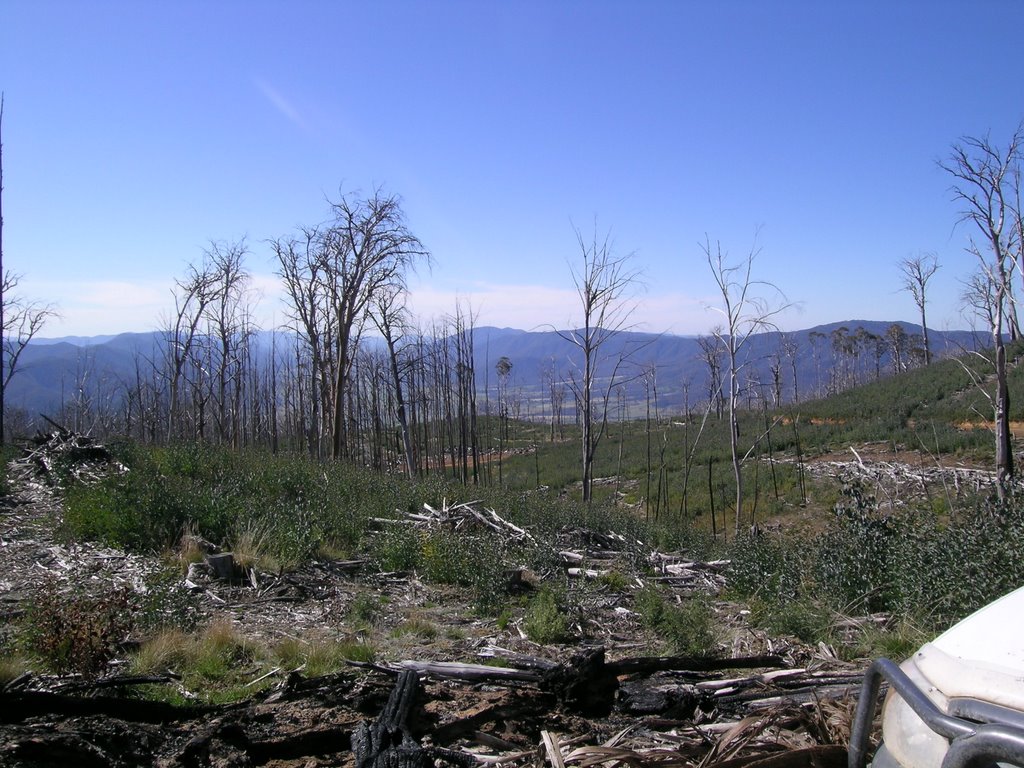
[{"xmin": 849, "ymin": 657, "xmax": 1024, "ymax": 768}]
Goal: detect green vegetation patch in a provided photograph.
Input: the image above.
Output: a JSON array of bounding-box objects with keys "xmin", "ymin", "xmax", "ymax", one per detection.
[
  {"xmin": 523, "ymin": 587, "xmax": 572, "ymax": 644},
  {"xmin": 635, "ymin": 585, "xmax": 717, "ymax": 656},
  {"xmin": 729, "ymin": 478, "xmax": 1024, "ymax": 642}
]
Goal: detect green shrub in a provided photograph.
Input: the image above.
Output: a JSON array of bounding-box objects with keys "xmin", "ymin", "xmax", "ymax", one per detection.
[
  {"xmin": 470, "ymin": 558, "xmax": 513, "ymax": 617},
  {"xmin": 371, "ymin": 526, "xmax": 422, "ymax": 572},
  {"xmin": 421, "ymin": 530, "xmax": 476, "ymax": 584},
  {"xmin": 348, "ymin": 592, "xmax": 386, "ymax": 628},
  {"xmin": 635, "ymin": 585, "xmax": 716, "ymax": 656},
  {"xmin": 842, "ymin": 618, "xmax": 928, "ymax": 662},
  {"xmin": 523, "ymin": 587, "xmax": 571, "ymax": 644},
  {"xmin": 60, "ymin": 443, "xmax": 391, "ymax": 561},
  {"xmin": 598, "ymin": 569, "xmax": 631, "ymax": 592},
  {"xmin": 137, "ymin": 566, "xmax": 201, "ymax": 632},
  {"xmin": 729, "ymin": 530, "xmax": 807, "ymax": 601},
  {"xmin": 749, "ymin": 596, "xmax": 831, "ymax": 645},
  {"xmin": 495, "ymin": 608, "xmax": 513, "ymax": 630},
  {"xmin": 728, "ymin": 477, "xmax": 1024, "ymax": 641},
  {"xmin": 813, "ymin": 480, "xmax": 894, "ymax": 613}
]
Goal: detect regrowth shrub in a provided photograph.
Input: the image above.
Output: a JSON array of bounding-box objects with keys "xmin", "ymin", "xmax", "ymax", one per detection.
[
  {"xmin": 24, "ymin": 582, "xmax": 135, "ymax": 678},
  {"xmin": 523, "ymin": 587, "xmax": 571, "ymax": 644},
  {"xmin": 729, "ymin": 479, "xmax": 1024, "ymax": 640},
  {"xmin": 635, "ymin": 585, "xmax": 717, "ymax": 656}
]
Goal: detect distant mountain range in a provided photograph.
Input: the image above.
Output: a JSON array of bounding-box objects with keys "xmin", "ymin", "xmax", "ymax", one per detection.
[
  {"xmin": 8, "ymin": 321, "xmax": 990, "ymax": 421},
  {"xmin": 461, "ymin": 321, "xmax": 988, "ymax": 416}
]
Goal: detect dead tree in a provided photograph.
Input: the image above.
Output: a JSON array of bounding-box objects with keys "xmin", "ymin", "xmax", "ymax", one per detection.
[
  {"xmin": 325, "ymin": 190, "xmax": 429, "ymax": 461},
  {"xmin": 780, "ymin": 333, "xmax": 800, "ymax": 404},
  {"xmin": 1, "ymin": 270, "xmax": 56, "ymax": 439},
  {"xmin": 556, "ymin": 223, "xmax": 642, "ymax": 503},
  {"xmin": 274, "ymin": 190, "xmax": 428, "ymax": 461},
  {"xmin": 697, "ymin": 332, "xmax": 725, "ymax": 419},
  {"xmin": 203, "ymin": 239, "xmax": 254, "ymax": 447},
  {"xmin": 702, "ymin": 235, "xmax": 789, "ymax": 535},
  {"xmin": 274, "ymin": 228, "xmax": 337, "ymax": 457},
  {"xmin": 371, "ymin": 286, "xmax": 416, "ymax": 478},
  {"xmin": 899, "ymin": 252, "xmax": 940, "ymax": 365},
  {"xmin": 443, "ymin": 302, "xmax": 480, "ymax": 485},
  {"xmin": 161, "ymin": 259, "xmax": 218, "ymax": 441},
  {"xmin": 941, "ymin": 125, "xmax": 1023, "ymax": 497}
]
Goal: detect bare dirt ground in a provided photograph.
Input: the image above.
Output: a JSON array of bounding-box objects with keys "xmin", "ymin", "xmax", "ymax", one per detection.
[{"xmin": 0, "ymin": 439, "xmax": 873, "ymax": 768}]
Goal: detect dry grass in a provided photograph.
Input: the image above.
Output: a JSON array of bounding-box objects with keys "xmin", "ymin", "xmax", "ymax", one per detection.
[
  {"xmin": 162, "ymin": 523, "xmax": 211, "ymax": 575},
  {"xmin": 231, "ymin": 521, "xmax": 280, "ymax": 572},
  {"xmin": 132, "ymin": 619, "xmax": 256, "ymax": 692},
  {"xmin": 131, "ymin": 627, "xmax": 193, "ymax": 674},
  {"xmin": 0, "ymin": 655, "xmax": 32, "ymax": 686},
  {"xmin": 271, "ymin": 633, "xmax": 374, "ymax": 675}
]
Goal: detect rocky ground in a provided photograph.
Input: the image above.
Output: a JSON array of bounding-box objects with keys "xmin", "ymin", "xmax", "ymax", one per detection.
[{"xmin": 0, "ymin": 434, "xmax": 875, "ymax": 767}]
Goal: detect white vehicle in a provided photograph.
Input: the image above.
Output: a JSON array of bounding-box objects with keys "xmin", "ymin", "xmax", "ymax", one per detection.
[{"xmin": 849, "ymin": 585, "xmax": 1024, "ymax": 767}]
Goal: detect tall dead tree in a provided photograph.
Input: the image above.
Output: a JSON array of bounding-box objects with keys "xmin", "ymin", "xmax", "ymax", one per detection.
[
  {"xmin": 371, "ymin": 286, "xmax": 417, "ymax": 477},
  {"xmin": 2, "ymin": 271, "xmax": 56, "ymax": 394},
  {"xmin": 696, "ymin": 333, "xmax": 725, "ymax": 418},
  {"xmin": 557, "ymin": 224, "xmax": 642, "ymax": 503},
  {"xmin": 899, "ymin": 252, "xmax": 940, "ymax": 365},
  {"xmin": 0, "ymin": 92, "xmax": 5, "ymax": 444},
  {"xmin": 780, "ymin": 333, "xmax": 800, "ymax": 404},
  {"xmin": 274, "ymin": 190, "xmax": 427, "ymax": 461},
  {"xmin": 324, "ymin": 190, "xmax": 429, "ymax": 460},
  {"xmin": 275, "ymin": 228, "xmax": 336, "ymax": 457},
  {"xmin": 162, "ymin": 260, "xmax": 217, "ymax": 441},
  {"xmin": 703, "ymin": 235, "xmax": 789, "ymax": 535},
  {"xmin": 961, "ymin": 269, "xmax": 998, "ymax": 340},
  {"xmin": 203, "ymin": 240, "xmax": 254, "ymax": 447},
  {"xmin": 452, "ymin": 302, "xmax": 479, "ymax": 484},
  {"xmin": 942, "ymin": 125, "xmax": 1023, "ymax": 498}
]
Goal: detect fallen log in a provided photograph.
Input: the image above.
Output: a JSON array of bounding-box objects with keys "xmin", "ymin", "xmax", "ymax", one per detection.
[
  {"xmin": 0, "ymin": 689, "xmax": 223, "ymax": 725},
  {"xmin": 540, "ymin": 647, "xmax": 619, "ymax": 717},
  {"xmin": 397, "ymin": 660, "xmax": 542, "ymax": 683},
  {"xmin": 606, "ymin": 654, "xmax": 786, "ymax": 677}
]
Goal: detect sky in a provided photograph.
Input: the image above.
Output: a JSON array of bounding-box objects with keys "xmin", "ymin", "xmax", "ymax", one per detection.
[{"xmin": 2, "ymin": 0, "xmax": 1024, "ymax": 339}]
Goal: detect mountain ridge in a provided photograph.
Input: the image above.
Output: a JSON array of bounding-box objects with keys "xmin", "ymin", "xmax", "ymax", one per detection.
[{"xmin": 9, "ymin": 320, "xmax": 989, "ymax": 421}]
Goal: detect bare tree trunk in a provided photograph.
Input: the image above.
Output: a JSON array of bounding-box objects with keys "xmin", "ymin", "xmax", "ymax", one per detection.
[
  {"xmin": 373, "ymin": 289, "xmax": 416, "ymax": 478},
  {"xmin": 899, "ymin": 252, "xmax": 940, "ymax": 365},
  {"xmin": 942, "ymin": 125, "xmax": 1023, "ymax": 497},
  {"xmin": 1, "ymin": 94, "xmax": 5, "ymax": 444},
  {"xmin": 557, "ymin": 224, "xmax": 642, "ymax": 503},
  {"xmin": 995, "ymin": 342, "xmax": 1013, "ymax": 494},
  {"xmin": 703, "ymin": 236, "xmax": 789, "ymax": 535}
]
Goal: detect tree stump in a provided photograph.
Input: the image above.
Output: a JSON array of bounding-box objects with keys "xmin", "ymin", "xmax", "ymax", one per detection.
[
  {"xmin": 352, "ymin": 670, "xmax": 473, "ymax": 768},
  {"xmin": 540, "ymin": 647, "xmax": 619, "ymax": 717}
]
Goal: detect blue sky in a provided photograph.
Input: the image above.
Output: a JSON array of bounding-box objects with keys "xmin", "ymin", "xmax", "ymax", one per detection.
[{"xmin": 2, "ymin": 0, "xmax": 1023, "ymax": 337}]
